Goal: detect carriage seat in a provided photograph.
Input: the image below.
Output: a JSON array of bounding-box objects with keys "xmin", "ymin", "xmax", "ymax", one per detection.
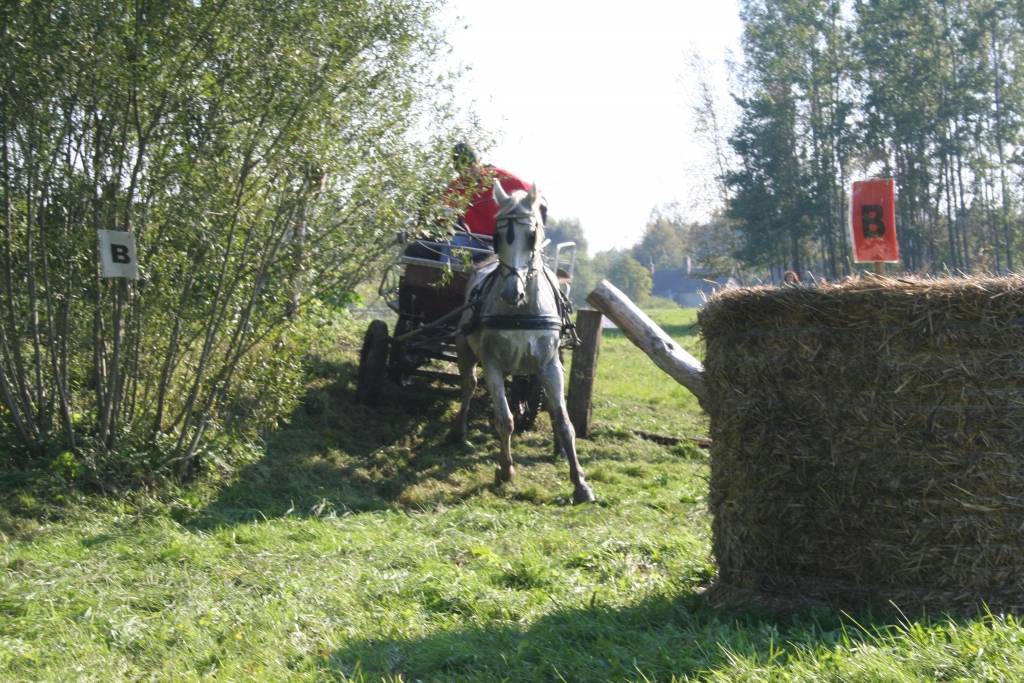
[{"xmin": 400, "ymin": 232, "xmax": 494, "ymax": 273}]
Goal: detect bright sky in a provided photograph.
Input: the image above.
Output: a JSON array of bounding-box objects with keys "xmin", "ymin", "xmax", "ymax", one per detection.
[{"xmin": 441, "ymin": 1, "xmax": 743, "ymax": 253}]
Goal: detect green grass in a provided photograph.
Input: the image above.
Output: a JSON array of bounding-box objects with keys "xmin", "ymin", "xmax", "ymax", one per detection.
[
  {"xmin": 2, "ymin": 305, "xmax": 1024, "ymax": 681},
  {"xmin": 590, "ymin": 306, "xmax": 706, "ymax": 439}
]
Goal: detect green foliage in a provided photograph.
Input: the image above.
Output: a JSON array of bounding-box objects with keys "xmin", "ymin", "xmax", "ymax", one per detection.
[
  {"xmin": 632, "ymin": 205, "xmax": 742, "ymax": 278},
  {"xmin": 633, "ymin": 212, "xmax": 689, "ymax": 271},
  {"xmin": 544, "ymin": 216, "xmax": 589, "ymax": 256},
  {"xmin": 682, "ymin": 212, "xmax": 744, "ymax": 276},
  {"xmin": 223, "ymin": 301, "xmax": 354, "ymax": 435},
  {"xmin": 606, "ymin": 253, "xmax": 654, "ymax": 303},
  {"xmin": 726, "ymin": 86, "xmax": 815, "ymax": 272},
  {"xmin": 545, "ymin": 216, "xmax": 595, "ymax": 305},
  {"xmin": 589, "ymin": 247, "xmax": 619, "ymax": 294},
  {"xmin": 0, "ymin": 0, "xmax": 462, "ymax": 477},
  {"xmin": 724, "ymin": 0, "xmax": 1024, "ymax": 278},
  {"xmin": 48, "ymin": 451, "xmax": 80, "ymax": 481}
]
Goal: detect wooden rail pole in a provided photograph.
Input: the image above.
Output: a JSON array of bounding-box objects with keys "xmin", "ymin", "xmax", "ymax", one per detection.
[
  {"xmin": 586, "ymin": 280, "xmax": 707, "ymax": 408},
  {"xmin": 567, "ymin": 309, "xmax": 603, "ymax": 438}
]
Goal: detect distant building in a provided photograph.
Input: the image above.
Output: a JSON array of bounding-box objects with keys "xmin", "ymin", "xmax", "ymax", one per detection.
[{"xmin": 650, "ymin": 264, "xmax": 738, "ymax": 307}]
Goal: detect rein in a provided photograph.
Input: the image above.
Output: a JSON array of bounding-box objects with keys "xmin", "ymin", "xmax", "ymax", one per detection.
[{"xmin": 497, "ymin": 260, "xmax": 537, "ymax": 289}]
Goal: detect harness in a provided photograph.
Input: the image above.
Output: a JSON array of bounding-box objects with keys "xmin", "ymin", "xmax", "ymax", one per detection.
[{"xmin": 460, "ymin": 246, "xmax": 581, "ymax": 347}]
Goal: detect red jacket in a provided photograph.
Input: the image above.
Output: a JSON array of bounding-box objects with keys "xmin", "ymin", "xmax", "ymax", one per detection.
[{"xmin": 445, "ymin": 166, "xmax": 532, "ymax": 236}]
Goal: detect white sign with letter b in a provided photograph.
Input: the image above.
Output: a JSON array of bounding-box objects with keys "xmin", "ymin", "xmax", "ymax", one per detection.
[{"xmin": 98, "ymin": 230, "xmax": 139, "ymax": 280}]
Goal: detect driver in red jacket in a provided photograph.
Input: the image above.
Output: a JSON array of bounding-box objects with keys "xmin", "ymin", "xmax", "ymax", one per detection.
[{"xmin": 444, "ymin": 143, "xmax": 545, "ymax": 243}]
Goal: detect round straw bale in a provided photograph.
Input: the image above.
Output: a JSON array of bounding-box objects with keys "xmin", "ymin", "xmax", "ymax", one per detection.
[{"xmin": 698, "ymin": 275, "xmax": 1024, "ymax": 613}]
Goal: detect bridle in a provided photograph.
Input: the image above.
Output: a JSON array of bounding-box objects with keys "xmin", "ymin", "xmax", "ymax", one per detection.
[
  {"xmin": 494, "ymin": 212, "xmax": 540, "ymax": 290},
  {"xmin": 463, "ymin": 205, "xmax": 575, "ymax": 337}
]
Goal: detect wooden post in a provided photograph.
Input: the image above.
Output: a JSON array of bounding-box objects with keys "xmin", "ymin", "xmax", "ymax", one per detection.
[
  {"xmin": 874, "ymin": 261, "xmax": 886, "ymax": 276},
  {"xmin": 586, "ymin": 279, "xmax": 707, "ymax": 408},
  {"xmin": 567, "ymin": 309, "xmax": 603, "ymax": 438}
]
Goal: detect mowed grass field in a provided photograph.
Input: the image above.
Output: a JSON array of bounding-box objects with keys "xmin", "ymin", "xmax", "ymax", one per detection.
[{"xmin": 3, "ymin": 305, "xmax": 1024, "ymax": 681}]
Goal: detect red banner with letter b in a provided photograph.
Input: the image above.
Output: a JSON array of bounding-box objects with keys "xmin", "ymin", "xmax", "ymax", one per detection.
[{"xmin": 850, "ymin": 179, "xmax": 899, "ymax": 263}]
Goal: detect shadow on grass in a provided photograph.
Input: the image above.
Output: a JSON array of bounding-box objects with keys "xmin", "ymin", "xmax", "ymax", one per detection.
[
  {"xmin": 318, "ymin": 589, "xmax": 897, "ymax": 681},
  {"xmin": 0, "ymin": 464, "xmax": 70, "ymax": 540},
  {"xmin": 189, "ymin": 356, "xmax": 559, "ymax": 529}
]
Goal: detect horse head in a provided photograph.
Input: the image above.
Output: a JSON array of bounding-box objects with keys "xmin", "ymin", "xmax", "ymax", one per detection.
[{"xmin": 493, "ymin": 181, "xmax": 544, "ymax": 308}]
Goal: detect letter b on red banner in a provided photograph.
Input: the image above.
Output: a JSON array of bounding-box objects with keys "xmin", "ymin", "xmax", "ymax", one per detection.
[{"xmin": 850, "ymin": 179, "xmax": 899, "ymax": 263}]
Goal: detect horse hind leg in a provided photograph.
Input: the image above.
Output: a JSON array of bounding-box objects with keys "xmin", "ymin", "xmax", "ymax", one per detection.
[
  {"xmin": 448, "ymin": 335, "xmax": 477, "ymax": 447},
  {"xmin": 482, "ymin": 365, "xmax": 515, "ymax": 485},
  {"xmin": 540, "ymin": 360, "xmax": 595, "ymax": 504}
]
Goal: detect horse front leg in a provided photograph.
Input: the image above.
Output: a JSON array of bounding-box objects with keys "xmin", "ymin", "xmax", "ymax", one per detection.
[
  {"xmin": 482, "ymin": 365, "xmax": 515, "ymax": 485},
  {"xmin": 449, "ymin": 335, "xmax": 477, "ymax": 447},
  {"xmin": 539, "ymin": 359, "xmax": 595, "ymax": 504}
]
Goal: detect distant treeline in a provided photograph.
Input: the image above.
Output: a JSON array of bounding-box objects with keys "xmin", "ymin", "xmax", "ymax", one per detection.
[{"xmin": 721, "ymin": 0, "xmax": 1024, "ymax": 278}]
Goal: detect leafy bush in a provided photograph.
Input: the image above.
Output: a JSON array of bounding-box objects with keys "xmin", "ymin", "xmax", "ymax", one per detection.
[{"xmin": 0, "ymin": 0, "xmax": 462, "ymax": 479}]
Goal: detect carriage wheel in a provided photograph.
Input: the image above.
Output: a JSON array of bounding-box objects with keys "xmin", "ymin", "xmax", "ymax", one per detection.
[
  {"xmin": 509, "ymin": 375, "xmax": 543, "ymax": 432},
  {"xmin": 387, "ymin": 317, "xmax": 414, "ymax": 385},
  {"xmin": 356, "ymin": 320, "xmax": 390, "ymax": 405}
]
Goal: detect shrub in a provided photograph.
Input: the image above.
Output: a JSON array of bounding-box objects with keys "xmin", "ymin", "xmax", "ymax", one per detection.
[{"xmin": 0, "ymin": 0, "xmax": 462, "ymax": 479}]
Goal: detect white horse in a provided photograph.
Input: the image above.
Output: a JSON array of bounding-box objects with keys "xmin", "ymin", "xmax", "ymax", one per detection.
[{"xmin": 452, "ymin": 181, "xmax": 595, "ymax": 504}]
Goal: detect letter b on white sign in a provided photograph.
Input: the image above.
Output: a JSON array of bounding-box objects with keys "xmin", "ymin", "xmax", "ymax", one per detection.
[{"xmin": 98, "ymin": 230, "xmax": 139, "ymax": 280}]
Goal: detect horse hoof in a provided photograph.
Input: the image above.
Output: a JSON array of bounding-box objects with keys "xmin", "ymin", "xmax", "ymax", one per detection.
[
  {"xmin": 572, "ymin": 484, "xmax": 596, "ymax": 505},
  {"xmin": 494, "ymin": 467, "xmax": 514, "ymax": 486}
]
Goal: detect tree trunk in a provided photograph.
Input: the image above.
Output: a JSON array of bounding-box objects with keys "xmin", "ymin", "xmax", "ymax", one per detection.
[{"xmin": 586, "ymin": 280, "xmax": 706, "ymax": 408}]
